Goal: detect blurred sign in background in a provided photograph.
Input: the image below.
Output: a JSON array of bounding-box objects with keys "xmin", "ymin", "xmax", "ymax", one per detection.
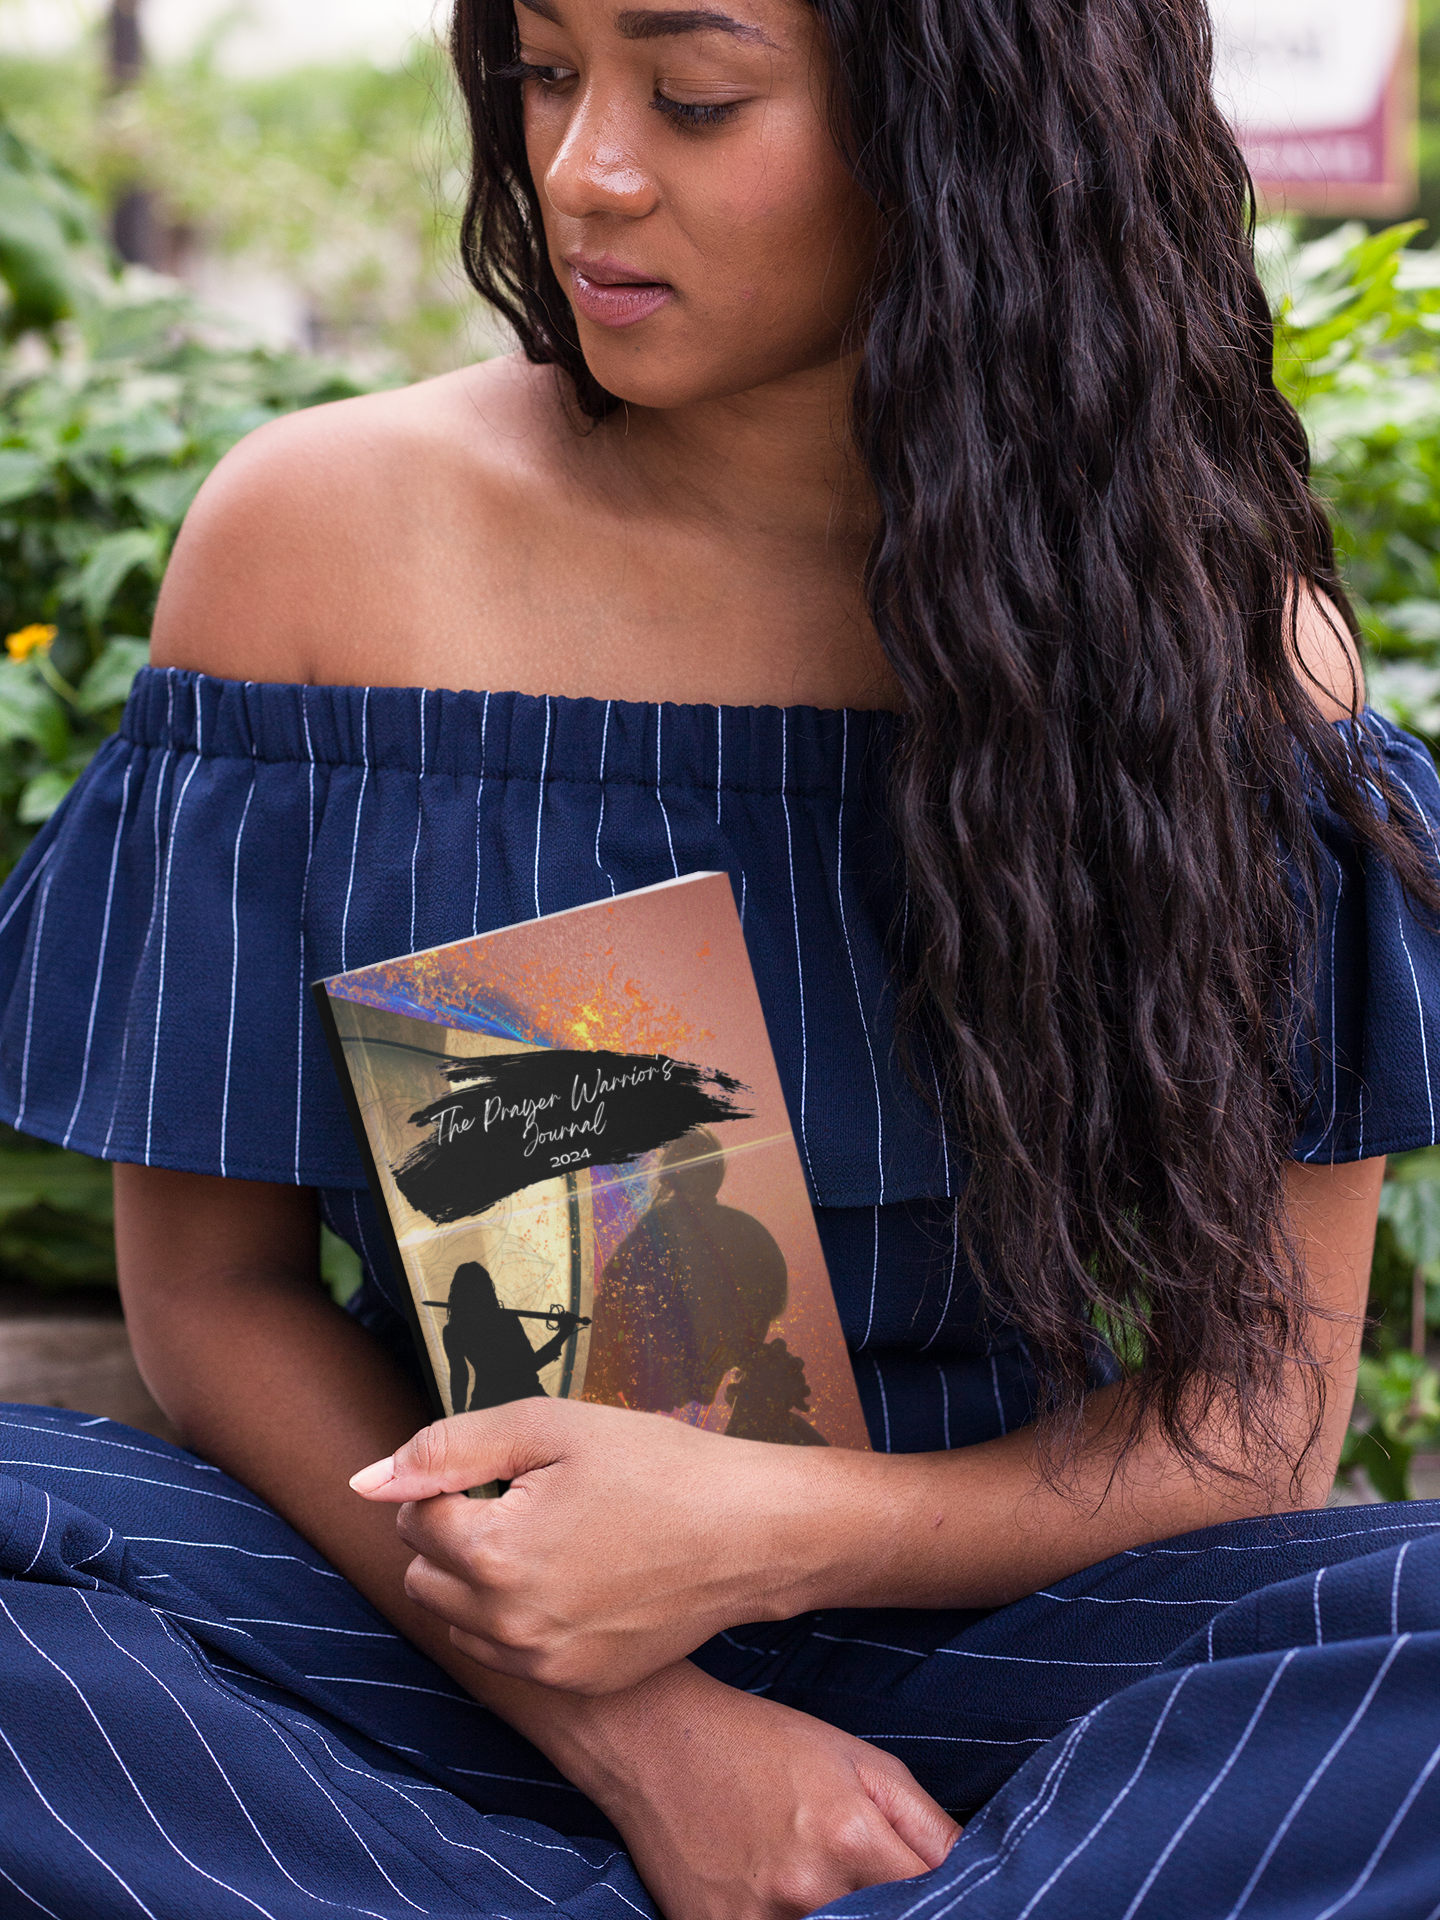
[{"xmin": 1211, "ymin": 0, "xmax": 1416, "ymax": 215}]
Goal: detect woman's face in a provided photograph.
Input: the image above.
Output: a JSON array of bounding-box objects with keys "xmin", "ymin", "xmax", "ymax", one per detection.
[{"xmin": 511, "ymin": 0, "xmax": 878, "ymax": 410}]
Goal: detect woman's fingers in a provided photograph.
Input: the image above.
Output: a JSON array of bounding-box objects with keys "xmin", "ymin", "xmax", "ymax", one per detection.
[
  {"xmin": 350, "ymin": 1401, "xmax": 563, "ymax": 1502},
  {"xmin": 856, "ymin": 1754, "xmax": 963, "ymax": 1869}
]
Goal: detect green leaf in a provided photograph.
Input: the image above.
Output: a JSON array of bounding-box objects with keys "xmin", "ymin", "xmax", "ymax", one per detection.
[
  {"xmin": 125, "ymin": 465, "xmax": 206, "ymax": 527},
  {"xmin": 0, "ymin": 661, "xmax": 69, "ymax": 760},
  {"xmin": 1379, "ymin": 1178, "xmax": 1440, "ymax": 1278},
  {"xmin": 0, "ymin": 448, "xmax": 47, "ymax": 507},
  {"xmin": 1341, "ymin": 1426, "xmax": 1414, "ymax": 1503},
  {"xmin": 0, "ymin": 166, "xmax": 82, "ymax": 335},
  {"xmin": 76, "ymin": 637, "xmax": 149, "ymax": 715},
  {"xmin": 69, "ymin": 528, "xmax": 166, "ymax": 626},
  {"xmin": 0, "ymin": 1144, "xmax": 113, "ymax": 1226},
  {"xmin": 17, "ymin": 767, "xmax": 76, "ymax": 823},
  {"xmin": 321, "ymin": 1225, "xmax": 363, "ymax": 1308}
]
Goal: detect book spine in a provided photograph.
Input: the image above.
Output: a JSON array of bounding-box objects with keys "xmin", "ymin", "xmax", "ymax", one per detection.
[{"xmin": 309, "ymin": 982, "xmax": 446, "ymax": 1424}]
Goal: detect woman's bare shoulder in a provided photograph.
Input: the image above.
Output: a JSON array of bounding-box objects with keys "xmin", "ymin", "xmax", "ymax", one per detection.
[
  {"xmin": 150, "ymin": 354, "xmax": 563, "ymax": 687},
  {"xmin": 1293, "ymin": 586, "xmax": 1364, "ymax": 724}
]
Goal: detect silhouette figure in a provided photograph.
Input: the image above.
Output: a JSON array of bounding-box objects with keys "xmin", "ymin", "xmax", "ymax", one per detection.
[
  {"xmin": 427, "ymin": 1261, "xmax": 587, "ymax": 1414},
  {"xmin": 584, "ymin": 1130, "xmax": 827, "ymax": 1444}
]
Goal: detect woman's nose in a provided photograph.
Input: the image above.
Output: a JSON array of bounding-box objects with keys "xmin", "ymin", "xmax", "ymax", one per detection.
[{"xmin": 542, "ymin": 94, "xmax": 659, "ymax": 222}]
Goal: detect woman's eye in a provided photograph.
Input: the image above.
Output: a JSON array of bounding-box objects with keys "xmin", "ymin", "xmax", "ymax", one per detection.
[
  {"xmin": 651, "ymin": 93, "xmax": 742, "ymax": 132},
  {"xmin": 508, "ymin": 59, "xmax": 578, "ymax": 90}
]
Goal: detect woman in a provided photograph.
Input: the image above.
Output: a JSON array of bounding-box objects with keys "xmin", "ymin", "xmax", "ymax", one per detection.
[
  {"xmin": 2, "ymin": 0, "xmax": 1439, "ymax": 1914},
  {"xmin": 582, "ymin": 1129, "xmax": 823, "ymax": 1438},
  {"xmin": 438, "ymin": 1261, "xmax": 587, "ymax": 1411}
]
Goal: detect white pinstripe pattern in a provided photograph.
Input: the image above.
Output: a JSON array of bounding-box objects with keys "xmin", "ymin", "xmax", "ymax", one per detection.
[
  {"xmin": 0, "ymin": 1858, "xmax": 62, "ymax": 1918},
  {"xmin": 1128, "ymin": 1517, "xmax": 1440, "ymax": 1557},
  {"xmin": 339, "ymin": 689, "xmax": 371, "ymax": 974},
  {"xmin": 0, "ymin": 840, "xmax": 54, "ymax": 941},
  {"xmin": 714, "ymin": 707, "xmax": 723, "ymax": 824},
  {"xmin": 1302, "ymin": 857, "xmax": 1342, "ymax": 1163},
  {"xmin": 920, "ymin": 1200, "xmax": 961, "ymax": 1352},
  {"xmin": 103, "ymin": 738, "xmax": 172, "ymax": 1160},
  {"xmin": 289, "ymin": 1718, "xmax": 593, "ymax": 1908},
  {"xmin": 927, "ymin": 1044, "xmax": 955, "ymax": 1200},
  {"xmin": 1390, "ymin": 1538, "xmax": 1411, "ymax": 1633},
  {"xmin": 655, "ymin": 706, "xmax": 679, "ymax": 879},
  {"xmin": 1312, "ymin": 1733, "xmax": 1440, "ymax": 1920},
  {"xmin": 12, "ymin": 867, "xmax": 53, "ymax": 1134},
  {"xmin": 220, "ymin": 774, "xmax": 257, "ymax": 1179},
  {"xmin": 739, "ymin": 869, "xmax": 747, "ymax": 925},
  {"xmin": 1224, "ymin": 1637, "xmax": 1410, "ymax": 1919},
  {"xmin": 919, "ymin": 1709, "xmax": 1105, "ymax": 1916},
  {"xmin": 1012, "ymin": 1670, "xmax": 1196, "ymax": 1919},
  {"xmin": 779, "ymin": 711, "xmax": 815, "ymax": 1183},
  {"xmin": 0, "ymin": 1705, "xmax": 161, "ymax": 1918},
  {"xmin": 80, "ymin": 1596, "xmax": 394, "ymax": 1920},
  {"xmin": 144, "ymin": 733, "xmax": 203, "ymax": 1164},
  {"xmin": 2, "ymin": 1594, "xmax": 284, "ymax": 1919},
  {"xmin": 163, "ymin": 1620, "xmax": 433, "ymax": 1913},
  {"xmin": 1118, "ymin": 1649, "xmax": 1299, "ymax": 1920},
  {"xmin": 871, "ymin": 1354, "xmax": 891, "ymax": 1451},
  {"xmin": 939, "ymin": 1366, "xmax": 952, "ymax": 1448},
  {"xmin": 125, "ymin": 1537, "xmax": 345, "ymax": 1580},
  {"xmin": 534, "ymin": 694, "xmax": 552, "ymax": 919},
  {"xmin": 838, "ymin": 712, "xmax": 887, "ymax": 1201},
  {"xmin": 226, "ymin": 1618, "xmax": 398, "ymax": 1639},
  {"xmin": 594, "ymin": 700, "xmax": 617, "ymax": 896},
  {"xmin": 18, "ymin": 1491, "xmax": 51, "ymax": 1577},
  {"xmin": 1312, "ymin": 1566, "xmax": 1325, "ymax": 1646},
  {"xmin": 810, "ymin": 1631, "xmax": 1156, "ymax": 1670},
  {"xmin": 410, "ymin": 689, "xmax": 426, "ymax": 954},
  {"xmin": 295, "ymin": 700, "xmax": 318, "ymax": 1184},
  {"xmin": 0, "ymin": 1458, "xmax": 272, "ymax": 1516},
  {"xmin": 64, "ymin": 762, "xmax": 133, "ymax": 1150},
  {"xmin": 1385, "ymin": 769, "xmax": 1440, "ymax": 1142},
  {"xmin": 859, "ymin": 1205, "xmax": 880, "ymax": 1350},
  {"xmin": 472, "ymin": 691, "xmax": 489, "ymax": 936}
]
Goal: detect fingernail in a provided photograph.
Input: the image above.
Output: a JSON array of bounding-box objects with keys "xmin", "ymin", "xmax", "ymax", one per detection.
[{"xmin": 349, "ymin": 1456, "xmax": 396, "ymax": 1494}]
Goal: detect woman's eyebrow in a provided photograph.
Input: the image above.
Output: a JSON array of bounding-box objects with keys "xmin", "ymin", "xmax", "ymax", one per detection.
[{"xmin": 614, "ymin": 8, "xmax": 777, "ymax": 46}]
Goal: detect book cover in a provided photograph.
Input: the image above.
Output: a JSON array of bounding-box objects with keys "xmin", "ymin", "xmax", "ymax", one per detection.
[{"xmin": 313, "ymin": 872, "xmax": 869, "ymax": 1458}]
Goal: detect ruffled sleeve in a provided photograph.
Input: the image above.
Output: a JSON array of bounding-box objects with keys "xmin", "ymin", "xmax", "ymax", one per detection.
[
  {"xmin": 0, "ymin": 672, "xmax": 370, "ymax": 1185},
  {"xmin": 1292, "ymin": 710, "xmax": 1440, "ymax": 1163},
  {"xmin": 0, "ymin": 668, "xmax": 952, "ymax": 1201}
]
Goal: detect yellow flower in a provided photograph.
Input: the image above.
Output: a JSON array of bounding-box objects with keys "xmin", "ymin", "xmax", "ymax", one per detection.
[{"xmin": 5, "ymin": 624, "xmax": 57, "ymax": 662}]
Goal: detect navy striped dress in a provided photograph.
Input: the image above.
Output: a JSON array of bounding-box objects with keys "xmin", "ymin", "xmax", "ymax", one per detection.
[{"xmin": 2, "ymin": 667, "xmax": 1440, "ymax": 1918}]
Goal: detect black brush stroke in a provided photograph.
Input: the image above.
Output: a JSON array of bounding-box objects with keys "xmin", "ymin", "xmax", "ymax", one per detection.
[{"xmin": 393, "ymin": 1049, "xmax": 752, "ymax": 1224}]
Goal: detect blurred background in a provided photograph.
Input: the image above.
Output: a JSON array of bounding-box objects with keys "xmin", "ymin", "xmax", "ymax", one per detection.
[{"xmin": 2, "ymin": 0, "xmax": 1440, "ymax": 1498}]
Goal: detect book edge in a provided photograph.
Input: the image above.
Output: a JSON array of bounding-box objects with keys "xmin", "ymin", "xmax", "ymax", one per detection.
[{"xmin": 309, "ymin": 980, "xmax": 447, "ymax": 1423}]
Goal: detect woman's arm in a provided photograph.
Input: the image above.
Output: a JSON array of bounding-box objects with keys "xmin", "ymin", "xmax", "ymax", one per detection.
[
  {"xmin": 113, "ymin": 1164, "xmax": 958, "ymax": 1920},
  {"xmin": 368, "ymin": 1157, "xmax": 1382, "ymax": 1694}
]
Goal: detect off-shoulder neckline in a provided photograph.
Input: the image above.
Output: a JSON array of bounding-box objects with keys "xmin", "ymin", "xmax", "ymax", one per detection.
[{"xmin": 137, "ymin": 665, "xmax": 905, "ymax": 724}]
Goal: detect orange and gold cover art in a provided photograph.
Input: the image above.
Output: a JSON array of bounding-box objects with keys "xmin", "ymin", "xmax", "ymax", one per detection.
[{"xmin": 315, "ymin": 873, "xmax": 869, "ymax": 1453}]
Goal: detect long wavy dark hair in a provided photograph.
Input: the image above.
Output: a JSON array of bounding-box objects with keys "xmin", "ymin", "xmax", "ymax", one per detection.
[{"xmin": 448, "ymin": 0, "xmax": 1440, "ymax": 1473}]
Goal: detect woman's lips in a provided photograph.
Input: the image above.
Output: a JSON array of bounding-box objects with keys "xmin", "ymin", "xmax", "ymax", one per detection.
[{"xmin": 567, "ymin": 265, "xmax": 673, "ymax": 329}]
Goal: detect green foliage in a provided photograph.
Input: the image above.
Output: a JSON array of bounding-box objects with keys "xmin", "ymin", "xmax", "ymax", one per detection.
[
  {"xmin": 0, "ymin": 111, "xmax": 387, "ymax": 876},
  {"xmin": 0, "ymin": 115, "xmax": 102, "ymax": 338},
  {"xmin": 0, "ymin": 1122, "xmax": 117, "ymax": 1288},
  {"xmin": 0, "ymin": 37, "xmax": 489, "ymax": 378},
  {"xmin": 0, "ymin": 111, "xmax": 386, "ymax": 1304}
]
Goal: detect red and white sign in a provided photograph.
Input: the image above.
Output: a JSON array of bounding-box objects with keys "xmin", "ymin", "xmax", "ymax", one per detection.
[{"xmin": 1210, "ymin": 0, "xmax": 1415, "ymax": 215}]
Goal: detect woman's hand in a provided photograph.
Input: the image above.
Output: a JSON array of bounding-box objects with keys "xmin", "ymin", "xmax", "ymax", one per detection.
[
  {"xmin": 350, "ymin": 1397, "xmax": 861, "ymax": 1693},
  {"xmin": 561, "ymin": 1663, "xmax": 960, "ymax": 1920}
]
